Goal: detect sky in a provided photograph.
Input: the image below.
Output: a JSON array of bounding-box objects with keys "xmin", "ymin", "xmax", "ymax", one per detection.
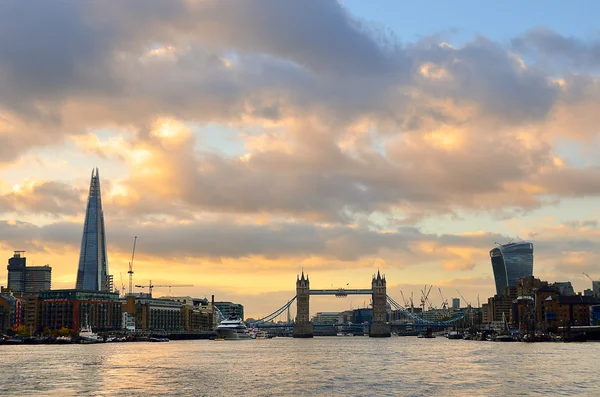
[{"xmin": 1, "ymin": 0, "xmax": 600, "ymax": 319}]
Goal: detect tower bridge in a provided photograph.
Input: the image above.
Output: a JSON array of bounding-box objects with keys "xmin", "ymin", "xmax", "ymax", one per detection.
[
  {"xmin": 294, "ymin": 270, "xmax": 389, "ymax": 338},
  {"xmin": 248, "ymin": 271, "xmax": 466, "ymax": 338}
]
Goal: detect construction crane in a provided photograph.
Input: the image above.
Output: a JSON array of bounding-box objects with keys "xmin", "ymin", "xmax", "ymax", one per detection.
[
  {"xmin": 119, "ymin": 272, "xmax": 125, "ymax": 297},
  {"xmin": 135, "ymin": 280, "xmax": 194, "ymax": 296},
  {"xmin": 438, "ymin": 288, "xmax": 449, "ymax": 311},
  {"xmin": 456, "ymin": 289, "xmax": 470, "ymax": 307},
  {"xmin": 421, "ymin": 285, "xmax": 434, "ymax": 311},
  {"xmin": 583, "ymin": 272, "xmax": 594, "ymax": 282},
  {"xmin": 128, "ymin": 236, "xmax": 137, "ymax": 295},
  {"xmin": 400, "ymin": 290, "xmax": 410, "ymax": 308}
]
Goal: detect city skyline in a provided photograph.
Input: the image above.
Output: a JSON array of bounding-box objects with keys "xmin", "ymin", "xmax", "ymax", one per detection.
[{"xmin": 1, "ymin": 1, "xmax": 600, "ymax": 317}]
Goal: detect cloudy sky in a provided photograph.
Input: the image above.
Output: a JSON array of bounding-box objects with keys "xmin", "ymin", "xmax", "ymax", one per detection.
[{"xmin": 1, "ymin": 0, "xmax": 600, "ymax": 318}]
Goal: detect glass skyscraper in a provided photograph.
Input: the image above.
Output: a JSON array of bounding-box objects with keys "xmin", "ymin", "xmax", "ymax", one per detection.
[
  {"xmin": 76, "ymin": 168, "xmax": 111, "ymax": 291},
  {"xmin": 490, "ymin": 242, "xmax": 534, "ymax": 296}
]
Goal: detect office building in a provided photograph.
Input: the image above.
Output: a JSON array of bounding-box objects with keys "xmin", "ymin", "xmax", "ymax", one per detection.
[
  {"xmin": 592, "ymin": 281, "xmax": 600, "ymax": 298},
  {"xmin": 214, "ymin": 301, "xmax": 244, "ymax": 320},
  {"xmin": 6, "ymin": 251, "xmax": 52, "ymax": 293},
  {"xmin": 452, "ymin": 298, "xmax": 460, "ymax": 310},
  {"xmin": 25, "ymin": 265, "xmax": 52, "ymax": 293},
  {"xmin": 490, "ymin": 242, "xmax": 534, "ymax": 296},
  {"xmin": 312, "ymin": 312, "xmax": 340, "ymax": 324},
  {"xmin": 7, "ymin": 251, "xmax": 26, "ymax": 292},
  {"xmin": 76, "ymin": 168, "xmax": 112, "ymax": 291}
]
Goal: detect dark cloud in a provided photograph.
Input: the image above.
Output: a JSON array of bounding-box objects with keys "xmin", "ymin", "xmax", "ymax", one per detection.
[
  {"xmin": 0, "ymin": 218, "xmax": 503, "ymax": 265},
  {"xmin": 512, "ymin": 27, "xmax": 600, "ymax": 69}
]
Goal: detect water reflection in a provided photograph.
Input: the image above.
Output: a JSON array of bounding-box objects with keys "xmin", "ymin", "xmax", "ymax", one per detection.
[{"xmin": 1, "ymin": 338, "xmax": 598, "ymax": 396}]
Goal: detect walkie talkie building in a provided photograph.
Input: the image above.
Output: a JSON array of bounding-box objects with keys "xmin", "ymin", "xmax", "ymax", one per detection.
[{"xmin": 490, "ymin": 242, "xmax": 534, "ymax": 296}]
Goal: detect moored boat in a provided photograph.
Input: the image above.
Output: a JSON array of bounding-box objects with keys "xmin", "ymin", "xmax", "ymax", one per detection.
[
  {"xmin": 149, "ymin": 337, "xmax": 169, "ymax": 342},
  {"xmin": 216, "ymin": 317, "xmax": 253, "ymax": 340},
  {"xmin": 446, "ymin": 331, "xmax": 463, "ymax": 340}
]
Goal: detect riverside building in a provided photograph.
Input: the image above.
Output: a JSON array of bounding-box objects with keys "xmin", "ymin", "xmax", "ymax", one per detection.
[{"xmin": 38, "ymin": 289, "xmax": 123, "ymax": 332}]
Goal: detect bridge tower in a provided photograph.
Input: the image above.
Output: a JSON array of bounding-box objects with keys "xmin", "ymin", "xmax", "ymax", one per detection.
[
  {"xmin": 293, "ymin": 271, "xmax": 314, "ymax": 338},
  {"xmin": 369, "ymin": 270, "xmax": 391, "ymax": 337}
]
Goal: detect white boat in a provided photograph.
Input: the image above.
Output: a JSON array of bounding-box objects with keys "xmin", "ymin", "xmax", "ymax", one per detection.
[
  {"xmin": 216, "ymin": 317, "xmax": 253, "ymax": 340},
  {"xmin": 79, "ymin": 315, "xmax": 103, "ymax": 343}
]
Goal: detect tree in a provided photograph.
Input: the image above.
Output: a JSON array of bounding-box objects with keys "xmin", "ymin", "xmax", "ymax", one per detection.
[
  {"xmin": 58, "ymin": 327, "xmax": 71, "ymax": 337},
  {"xmin": 14, "ymin": 325, "xmax": 30, "ymax": 337}
]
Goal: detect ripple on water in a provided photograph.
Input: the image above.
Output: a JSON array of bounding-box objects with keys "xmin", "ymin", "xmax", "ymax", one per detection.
[{"xmin": 1, "ymin": 338, "xmax": 599, "ymax": 396}]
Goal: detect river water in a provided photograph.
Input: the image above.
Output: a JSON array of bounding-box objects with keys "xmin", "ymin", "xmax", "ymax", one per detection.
[{"xmin": 1, "ymin": 337, "xmax": 597, "ymax": 396}]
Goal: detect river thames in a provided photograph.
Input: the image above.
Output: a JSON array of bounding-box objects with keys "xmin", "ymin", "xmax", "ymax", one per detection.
[{"xmin": 1, "ymin": 337, "xmax": 596, "ymax": 396}]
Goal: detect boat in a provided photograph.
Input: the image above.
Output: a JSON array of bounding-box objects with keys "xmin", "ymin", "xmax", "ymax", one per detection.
[
  {"xmin": 494, "ymin": 334, "xmax": 517, "ymax": 342},
  {"xmin": 149, "ymin": 337, "xmax": 169, "ymax": 342},
  {"xmin": 255, "ymin": 331, "xmax": 266, "ymax": 340},
  {"xmin": 215, "ymin": 317, "xmax": 253, "ymax": 340},
  {"xmin": 56, "ymin": 336, "xmax": 73, "ymax": 344},
  {"xmin": 446, "ymin": 331, "xmax": 463, "ymax": 340},
  {"xmin": 79, "ymin": 315, "xmax": 103, "ymax": 343}
]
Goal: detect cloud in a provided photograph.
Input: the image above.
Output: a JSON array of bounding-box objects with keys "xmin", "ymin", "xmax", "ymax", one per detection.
[
  {"xmin": 512, "ymin": 27, "xmax": 600, "ymax": 69},
  {"xmin": 0, "ymin": 217, "xmax": 505, "ymax": 270},
  {"xmin": 0, "ymin": 180, "xmax": 83, "ymax": 216}
]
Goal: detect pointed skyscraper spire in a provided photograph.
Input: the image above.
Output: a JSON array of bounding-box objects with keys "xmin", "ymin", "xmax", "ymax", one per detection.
[{"xmin": 76, "ymin": 168, "xmax": 110, "ymax": 291}]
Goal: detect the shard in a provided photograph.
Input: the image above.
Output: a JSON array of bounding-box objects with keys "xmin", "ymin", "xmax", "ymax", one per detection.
[{"xmin": 76, "ymin": 168, "xmax": 110, "ymax": 291}]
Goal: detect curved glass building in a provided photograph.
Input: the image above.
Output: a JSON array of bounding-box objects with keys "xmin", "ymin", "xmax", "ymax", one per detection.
[{"xmin": 490, "ymin": 242, "xmax": 534, "ymax": 296}]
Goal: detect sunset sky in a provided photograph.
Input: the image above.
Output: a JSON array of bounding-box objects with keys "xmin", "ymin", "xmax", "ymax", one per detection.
[{"xmin": 1, "ymin": 1, "xmax": 600, "ymax": 319}]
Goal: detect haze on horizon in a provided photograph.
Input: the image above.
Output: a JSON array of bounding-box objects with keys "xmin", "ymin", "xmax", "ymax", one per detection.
[{"xmin": 1, "ymin": 0, "xmax": 599, "ymax": 318}]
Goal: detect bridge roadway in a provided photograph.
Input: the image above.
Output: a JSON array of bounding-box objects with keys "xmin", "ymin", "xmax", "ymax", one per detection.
[
  {"xmin": 254, "ymin": 323, "xmax": 454, "ymax": 329},
  {"xmin": 309, "ymin": 289, "xmax": 373, "ymax": 295}
]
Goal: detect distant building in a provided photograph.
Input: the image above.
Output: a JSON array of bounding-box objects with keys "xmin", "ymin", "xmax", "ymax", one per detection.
[
  {"xmin": 7, "ymin": 251, "xmax": 26, "ymax": 292},
  {"xmin": 452, "ymin": 298, "xmax": 460, "ymax": 310},
  {"xmin": 484, "ymin": 286, "xmax": 517, "ymax": 324},
  {"xmin": 25, "ymin": 266, "xmax": 52, "ymax": 293},
  {"xmin": 6, "ymin": 251, "xmax": 52, "ymax": 293},
  {"xmin": 312, "ymin": 312, "xmax": 339, "ymax": 324},
  {"xmin": 591, "ymin": 281, "xmax": 600, "ymax": 298},
  {"xmin": 352, "ymin": 308, "xmax": 373, "ymax": 324},
  {"xmin": 338, "ymin": 310, "xmax": 353, "ymax": 324},
  {"xmin": 490, "ymin": 242, "xmax": 534, "ymax": 296},
  {"xmin": 76, "ymin": 168, "xmax": 112, "ymax": 292},
  {"xmin": 551, "ymin": 282, "xmax": 575, "ymax": 296},
  {"xmin": 214, "ymin": 301, "xmax": 244, "ymax": 320}
]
